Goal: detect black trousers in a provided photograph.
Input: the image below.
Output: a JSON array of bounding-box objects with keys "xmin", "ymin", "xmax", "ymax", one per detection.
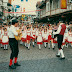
[
  {"xmin": 57, "ymin": 35, "xmax": 63, "ymax": 49},
  {"xmin": 9, "ymin": 38, "xmax": 19, "ymax": 59}
]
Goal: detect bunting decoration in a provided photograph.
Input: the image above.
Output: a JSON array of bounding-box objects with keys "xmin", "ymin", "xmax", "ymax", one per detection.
[
  {"xmin": 61, "ymin": 0, "xmax": 67, "ymax": 9},
  {"xmin": 21, "ymin": 0, "xmax": 24, "ymax": 2},
  {"xmin": 23, "ymin": 8, "xmax": 25, "ymax": 12},
  {"xmin": 26, "ymin": 0, "xmax": 28, "ymax": 2}
]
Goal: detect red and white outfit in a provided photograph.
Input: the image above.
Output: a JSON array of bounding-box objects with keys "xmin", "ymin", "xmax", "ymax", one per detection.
[
  {"xmin": 43, "ymin": 31, "xmax": 48, "ymax": 42},
  {"xmin": 31, "ymin": 29, "xmax": 36, "ymax": 40},
  {"xmin": 48, "ymin": 30, "xmax": 53, "ymax": 40},
  {"xmin": 37, "ymin": 31, "xmax": 43, "ymax": 45},
  {"xmin": 67, "ymin": 31, "xmax": 72, "ymax": 43},
  {"xmin": 21, "ymin": 30, "xmax": 27, "ymax": 42},
  {"xmin": 26, "ymin": 30, "xmax": 31, "ymax": 41},
  {"xmin": 2, "ymin": 31, "xmax": 9, "ymax": 45}
]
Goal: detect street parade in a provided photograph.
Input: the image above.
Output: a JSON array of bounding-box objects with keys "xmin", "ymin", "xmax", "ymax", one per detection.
[{"xmin": 0, "ymin": 0, "xmax": 72, "ymax": 72}]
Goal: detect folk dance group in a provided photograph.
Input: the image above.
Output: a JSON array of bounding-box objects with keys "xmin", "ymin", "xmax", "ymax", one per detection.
[{"xmin": 0, "ymin": 19, "xmax": 72, "ymax": 69}]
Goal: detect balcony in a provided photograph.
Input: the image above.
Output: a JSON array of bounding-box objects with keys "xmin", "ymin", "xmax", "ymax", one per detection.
[{"xmin": 40, "ymin": 3, "xmax": 72, "ymax": 18}]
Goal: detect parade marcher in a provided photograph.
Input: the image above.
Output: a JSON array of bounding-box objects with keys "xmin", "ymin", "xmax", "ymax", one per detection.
[
  {"xmin": 2, "ymin": 28, "xmax": 9, "ymax": 50},
  {"xmin": 42, "ymin": 28, "xmax": 48, "ymax": 48},
  {"xmin": 31, "ymin": 26, "xmax": 36, "ymax": 47},
  {"xmin": 26, "ymin": 27, "xmax": 31, "ymax": 50},
  {"xmin": 53, "ymin": 21, "xmax": 68, "ymax": 59},
  {"xmin": 21, "ymin": 28, "xmax": 27, "ymax": 47},
  {"xmin": 48, "ymin": 26, "xmax": 54, "ymax": 49},
  {"xmin": 37, "ymin": 28, "xmax": 43, "ymax": 50},
  {"xmin": 8, "ymin": 19, "xmax": 21, "ymax": 69},
  {"xmin": 67, "ymin": 27, "xmax": 72, "ymax": 47}
]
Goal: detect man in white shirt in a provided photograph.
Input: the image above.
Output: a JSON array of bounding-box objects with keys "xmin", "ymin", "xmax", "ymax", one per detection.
[
  {"xmin": 53, "ymin": 21, "xmax": 68, "ymax": 60},
  {"xmin": 8, "ymin": 19, "xmax": 21, "ymax": 69}
]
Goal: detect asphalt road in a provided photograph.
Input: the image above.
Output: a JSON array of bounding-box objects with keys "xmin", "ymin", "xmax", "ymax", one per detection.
[{"xmin": 0, "ymin": 43, "xmax": 72, "ymax": 72}]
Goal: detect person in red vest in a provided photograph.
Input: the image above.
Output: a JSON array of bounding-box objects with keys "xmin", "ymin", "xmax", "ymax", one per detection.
[{"xmin": 53, "ymin": 20, "xmax": 68, "ymax": 59}]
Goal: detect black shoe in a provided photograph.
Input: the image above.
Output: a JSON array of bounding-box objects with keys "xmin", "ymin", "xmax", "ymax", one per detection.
[
  {"xmin": 6, "ymin": 49, "xmax": 8, "ymax": 50},
  {"xmin": 53, "ymin": 48, "xmax": 55, "ymax": 50},
  {"xmin": 4, "ymin": 49, "xmax": 5, "ymax": 50},
  {"xmin": 26, "ymin": 47, "xmax": 28, "ymax": 49},
  {"xmin": 56, "ymin": 55, "xmax": 60, "ymax": 57},
  {"xmin": 33, "ymin": 45, "xmax": 35, "ymax": 47},
  {"xmin": 48, "ymin": 48, "xmax": 50, "ymax": 49},
  {"xmin": 14, "ymin": 62, "xmax": 21, "ymax": 66},
  {"xmin": 44, "ymin": 46, "xmax": 46, "ymax": 48},
  {"xmin": 60, "ymin": 57, "xmax": 65, "ymax": 60},
  {"xmin": 9, "ymin": 65, "xmax": 16, "ymax": 69}
]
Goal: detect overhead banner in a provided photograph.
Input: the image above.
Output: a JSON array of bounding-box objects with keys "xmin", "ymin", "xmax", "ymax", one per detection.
[{"xmin": 61, "ymin": 0, "xmax": 67, "ymax": 9}]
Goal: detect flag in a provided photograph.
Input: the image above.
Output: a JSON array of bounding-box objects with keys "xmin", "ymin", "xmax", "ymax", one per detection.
[
  {"xmin": 61, "ymin": 0, "xmax": 67, "ymax": 9},
  {"xmin": 15, "ymin": 8, "xmax": 17, "ymax": 12},
  {"xmin": 16, "ymin": 5, "xmax": 20, "ymax": 8},
  {"xmin": 26, "ymin": 0, "xmax": 28, "ymax": 2},
  {"xmin": 23, "ymin": 8, "xmax": 25, "ymax": 12},
  {"xmin": 21, "ymin": 0, "xmax": 24, "ymax": 2},
  {"xmin": 21, "ymin": 7, "xmax": 22, "ymax": 11}
]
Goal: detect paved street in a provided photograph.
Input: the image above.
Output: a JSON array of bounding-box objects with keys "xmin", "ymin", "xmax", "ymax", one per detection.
[{"xmin": 0, "ymin": 43, "xmax": 72, "ymax": 72}]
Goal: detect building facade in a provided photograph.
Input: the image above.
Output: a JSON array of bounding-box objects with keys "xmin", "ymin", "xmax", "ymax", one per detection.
[{"xmin": 36, "ymin": 0, "xmax": 72, "ymax": 23}]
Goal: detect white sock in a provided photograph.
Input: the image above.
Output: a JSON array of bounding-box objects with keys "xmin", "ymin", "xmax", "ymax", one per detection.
[
  {"xmin": 52, "ymin": 43, "xmax": 54, "ymax": 48},
  {"xmin": 57, "ymin": 49, "xmax": 61, "ymax": 55},
  {"xmin": 44, "ymin": 42, "xmax": 46, "ymax": 47},
  {"xmin": 38, "ymin": 44, "xmax": 41, "ymax": 49},
  {"xmin": 35, "ymin": 39, "xmax": 36, "ymax": 42},
  {"xmin": 20, "ymin": 41, "xmax": 23, "ymax": 44},
  {"xmin": 48, "ymin": 43, "xmax": 50, "ymax": 48},
  {"xmin": 25, "ymin": 43, "xmax": 26, "ymax": 46},
  {"xmin": 4, "ymin": 45, "xmax": 6, "ymax": 49},
  {"xmin": 32, "ymin": 42, "xmax": 34, "ymax": 45},
  {"xmin": 62, "ymin": 45, "xmax": 64, "ymax": 49},
  {"xmin": 71, "ymin": 44, "xmax": 72, "ymax": 47},
  {"xmin": 26, "ymin": 43, "xmax": 28, "ymax": 47},
  {"xmin": 28, "ymin": 43, "xmax": 30, "ymax": 49},
  {"xmin": 1, "ymin": 44, "xmax": 3, "ymax": 47},
  {"xmin": 6, "ymin": 45, "xmax": 8, "ymax": 49},
  {"xmin": 60, "ymin": 49, "xmax": 65, "ymax": 58}
]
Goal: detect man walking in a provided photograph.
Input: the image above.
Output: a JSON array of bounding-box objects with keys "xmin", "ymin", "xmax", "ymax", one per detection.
[{"xmin": 53, "ymin": 20, "xmax": 68, "ymax": 59}]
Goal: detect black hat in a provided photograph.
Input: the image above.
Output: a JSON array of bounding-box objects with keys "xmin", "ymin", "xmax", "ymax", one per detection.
[{"xmin": 12, "ymin": 19, "xmax": 18, "ymax": 25}]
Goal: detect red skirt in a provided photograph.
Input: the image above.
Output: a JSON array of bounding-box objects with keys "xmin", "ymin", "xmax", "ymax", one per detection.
[
  {"xmin": 43, "ymin": 39, "xmax": 48, "ymax": 42},
  {"xmin": 21, "ymin": 38, "xmax": 26, "ymax": 42},
  {"xmin": 0, "ymin": 40, "xmax": 2, "ymax": 44},
  {"xmin": 66, "ymin": 40, "xmax": 72, "ymax": 43},
  {"xmin": 53, "ymin": 39, "xmax": 57, "ymax": 43},
  {"xmin": 26, "ymin": 35, "xmax": 31, "ymax": 41},
  {"xmin": 2, "ymin": 42, "xmax": 8, "ymax": 45},
  {"xmin": 37, "ymin": 42, "xmax": 43, "ymax": 45},
  {"xmin": 48, "ymin": 35, "xmax": 53, "ymax": 40},
  {"xmin": 32, "ymin": 35, "xmax": 36, "ymax": 40}
]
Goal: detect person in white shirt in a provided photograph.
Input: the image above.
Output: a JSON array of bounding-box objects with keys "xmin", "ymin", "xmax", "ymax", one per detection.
[
  {"xmin": 8, "ymin": 19, "xmax": 21, "ymax": 69},
  {"xmin": 53, "ymin": 21, "xmax": 68, "ymax": 59}
]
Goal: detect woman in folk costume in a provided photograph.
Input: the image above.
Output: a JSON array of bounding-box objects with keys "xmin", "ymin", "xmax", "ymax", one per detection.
[
  {"xmin": 26, "ymin": 27, "xmax": 31, "ymax": 50},
  {"xmin": 42, "ymin": 28, "xmax": 48, "ymax": 48},
  {"xmin": 66, "ymin": 27, "xmax": 72, "ymax": 47},
  {"xmin": 36, "ymin": 28, "xmax": 43, "ymax": 50},
  {"xmin": 48, "ymin": 26, "xmax": 54, "ymax": 49},
  {"xmin": 0, "ymin": 26, "xmax": 3, "ymax": 48},
  {"xmin": 31, "ymin": 26, "xmax": 36, "ymax": 47},
  {"xmin": 2, "ymin": 28, "xmax": 9, "ymax": 50},
  {"xmin": 21, "ymin": 28, "xmax": 27, "ymax": 47}
]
